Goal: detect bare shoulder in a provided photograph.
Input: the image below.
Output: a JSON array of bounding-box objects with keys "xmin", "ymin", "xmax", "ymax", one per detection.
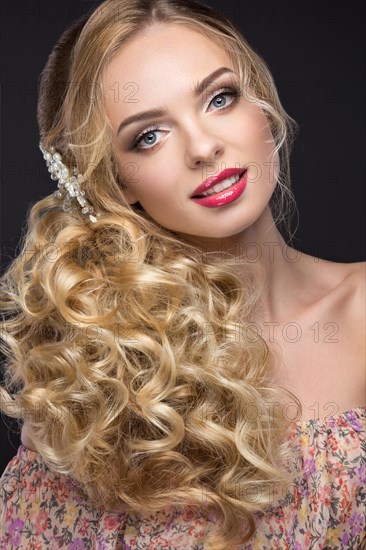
[
  {"xmin": 335, "ymin": 259, "xmax": 365, "ymax": 293},
  {"xmin": 332, "ymin": 258, "xmax": 364, "ymax": 303},
  {"xmin": 299, "ymin": 250, "xmax": 364, "ymax": 298},
  {"xmin": 346, "ymin": 260, "xmax": 366, "ymax": 319},
  {"xmin": 327, "ymin": 259, "xmax": 366, "ymax": 329},
  {"xmin": 299, "ymin": 252, "xmax": 365, "ymax": 323},
  {"xmin": 349, "ymin": 259, "xmax": 366, "ymax": 285}
]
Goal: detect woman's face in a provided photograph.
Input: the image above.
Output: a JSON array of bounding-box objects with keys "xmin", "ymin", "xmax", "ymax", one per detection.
[{"xmin": 102, "ymin": 23, "xmax": 279, "ymax": 239}]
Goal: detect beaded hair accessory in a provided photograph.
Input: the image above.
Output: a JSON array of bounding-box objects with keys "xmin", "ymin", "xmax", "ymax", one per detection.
[{"xmin": 39, "ymin": 142, "xmax": 99, "ymax": 223}]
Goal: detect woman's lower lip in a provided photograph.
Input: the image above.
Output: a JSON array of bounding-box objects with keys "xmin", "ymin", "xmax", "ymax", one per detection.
[{"xmin": 191, "ymin": 171, "xmax": 248, "ymax": 207}]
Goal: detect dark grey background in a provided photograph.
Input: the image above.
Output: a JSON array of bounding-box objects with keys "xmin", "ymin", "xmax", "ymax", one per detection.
[{"xmin": 1, "ymin": 0, "xmax": 365, "ymax": 474}]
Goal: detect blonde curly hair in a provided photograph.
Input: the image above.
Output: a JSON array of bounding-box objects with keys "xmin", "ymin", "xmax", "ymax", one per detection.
[{"xmin": 0, "ymin": 0, "xmax": 302, "ymax": 548}]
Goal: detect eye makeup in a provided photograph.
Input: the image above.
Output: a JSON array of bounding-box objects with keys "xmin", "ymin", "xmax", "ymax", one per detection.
[{"xmin": 127, "ymin": 81, "xmax": 242, "ymax": 153}]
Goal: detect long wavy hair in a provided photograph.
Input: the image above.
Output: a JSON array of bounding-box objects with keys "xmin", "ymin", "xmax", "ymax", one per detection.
[{"xmin": 0, "ymin": 1, "xmax": 302, "ymax": 548}]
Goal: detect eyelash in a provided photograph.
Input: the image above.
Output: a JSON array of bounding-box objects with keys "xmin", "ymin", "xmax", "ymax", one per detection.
[{"xmin": 130, "ymin": 84, "xmax": 241, "ymax": 152}]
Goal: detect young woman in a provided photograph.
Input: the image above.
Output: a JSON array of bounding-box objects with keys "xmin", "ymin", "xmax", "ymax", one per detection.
[{"xmin": 0, "ymin": 0, "xmax": 364, "ymax": 548}]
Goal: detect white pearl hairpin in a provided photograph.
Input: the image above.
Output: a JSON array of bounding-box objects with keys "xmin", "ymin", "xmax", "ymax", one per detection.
[{"xmin": 39, "ymin": 142, "xmax": 99, "ymax": 223}]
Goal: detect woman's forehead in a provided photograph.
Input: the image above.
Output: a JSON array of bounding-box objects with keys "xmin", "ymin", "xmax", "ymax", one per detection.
[
  {"xmin": 103, "ymin": 23, "xmax": 233, "ymax": 83},
  {"xmin": 101, "ymin": 23, "xmax": 236, "ymax": 111}
]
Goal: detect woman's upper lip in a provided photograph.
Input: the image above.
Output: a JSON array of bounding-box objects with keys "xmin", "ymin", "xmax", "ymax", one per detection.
[{"xmin": 190, "ymin": 167, "xmax": 245, "ymax": 197}]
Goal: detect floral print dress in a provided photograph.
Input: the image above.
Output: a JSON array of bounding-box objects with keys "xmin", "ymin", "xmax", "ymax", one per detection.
[{"xmin": 0, "ymin": 406, "xmax": 365, "ymax": 549}]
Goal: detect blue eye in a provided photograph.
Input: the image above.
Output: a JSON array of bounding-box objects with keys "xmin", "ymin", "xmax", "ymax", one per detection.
[
  {"xmin": 141, "ymin": 132, "xmax": 157, "ymax": 146},
  {"xmin": 131, "ymin": 85, "xmax": 241, "ymax": 152},
  {"xmin": 132, "ymin": 126, "xmax": 166, "ymax": 151},
  {"xmin": 207, "ymin": 87, "xmax": 241, "ymax": 111},
  {"xmin": 212, "ymin": 95, "xmax": 227, "ymax": 108}
]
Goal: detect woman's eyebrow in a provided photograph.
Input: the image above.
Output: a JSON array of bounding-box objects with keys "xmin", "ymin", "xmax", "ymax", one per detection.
[{"xmin": 116, "ymin": 66, "xmax": 236, "ymax": 136}]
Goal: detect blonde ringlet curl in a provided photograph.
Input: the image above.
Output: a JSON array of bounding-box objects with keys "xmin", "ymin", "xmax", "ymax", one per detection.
[{"xmin": 0, "ymin": 0, "xmax": 303, "ymax": 548}]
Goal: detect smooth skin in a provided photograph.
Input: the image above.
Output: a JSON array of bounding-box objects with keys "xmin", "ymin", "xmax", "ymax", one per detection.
[
  {"xmin": 101, "ymin": 23, "xmax": 365, "ymax": 422},
  {"xmin": 21, "ymin": 24, "xmax": 365, "ymax": 452}
]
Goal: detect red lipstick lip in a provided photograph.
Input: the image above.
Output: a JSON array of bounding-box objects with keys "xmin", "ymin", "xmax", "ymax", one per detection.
[
  {"xmin": 191, "ymin": 171, "xmax": 248, "ymax": 208},
  {"xmin": 191, "ymin": 167, "xmax": 245, "ymax": 198}
]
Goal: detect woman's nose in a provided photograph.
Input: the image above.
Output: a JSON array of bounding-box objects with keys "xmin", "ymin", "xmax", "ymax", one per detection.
[{"xmin": 184, "ymin": 124, "xmax": 225, "ymax": 168}]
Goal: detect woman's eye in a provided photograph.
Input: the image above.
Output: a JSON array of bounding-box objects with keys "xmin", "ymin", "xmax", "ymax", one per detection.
[
  {"xmin": 207, "ymin": 88, "xmax": 240, "ymax": 111},
  {"xmin": 130, "ymin": 87, "xmax": 240, "ymax": 152},
  {"xmin": 133, "ymin": 127, "xmax": 166, "ymax": 151}
]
